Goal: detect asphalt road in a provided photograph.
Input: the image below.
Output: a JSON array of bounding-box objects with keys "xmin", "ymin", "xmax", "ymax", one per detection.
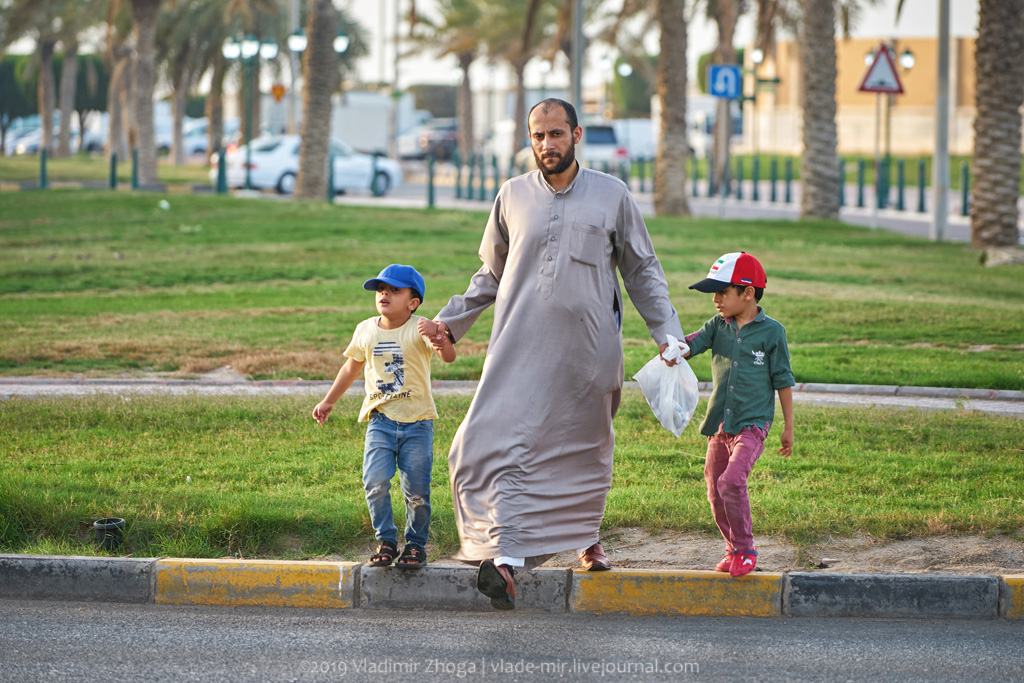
[{"xmin": 2, "ymin": 599, "xmax": 1021, "ymax": 683}]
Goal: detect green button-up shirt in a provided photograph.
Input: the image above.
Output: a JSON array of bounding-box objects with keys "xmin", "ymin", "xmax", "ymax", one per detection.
[{"xmin": 685, "ymin": 307, "xmax": 795, "ymax": 437}]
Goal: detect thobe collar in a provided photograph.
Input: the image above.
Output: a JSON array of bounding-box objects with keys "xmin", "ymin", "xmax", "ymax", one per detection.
[{"xmin": 539, "ymin": 161, "xmax": 583, "ymax": 195}]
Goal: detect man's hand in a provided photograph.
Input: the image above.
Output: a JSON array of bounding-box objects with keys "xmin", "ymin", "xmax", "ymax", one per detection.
[{"xmin": 658, "ymin": 338, "xmax": 689, "ymax": 367}]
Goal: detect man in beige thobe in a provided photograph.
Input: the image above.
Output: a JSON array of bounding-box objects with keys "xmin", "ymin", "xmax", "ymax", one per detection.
[{"xmin": 424, "ymin": 99, "xmax": 683, "ymax": 609}]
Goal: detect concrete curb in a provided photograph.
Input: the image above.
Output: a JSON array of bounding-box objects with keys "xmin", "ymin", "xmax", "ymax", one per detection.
[{"xmin": 2, "ymin": 555, "xmax": 1021, "ymax": 619}]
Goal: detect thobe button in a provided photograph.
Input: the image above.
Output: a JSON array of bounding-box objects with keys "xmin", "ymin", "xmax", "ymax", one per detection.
[
  {"xmin": 733, "ymin": 361, "xmax": 738, "ymax": 367},
  {"xmin": 729, "ymin": 386, "xmax": 734, "ymax": 391},
  {"xmin": 737, "ymin": 338, "xmax": 741, "ymax": 342},
  {"xmin": 553, "ymin": 215, "xmax": 559, "ymax": 219},
  {"xmin": 726, "ymin": 409, "xmax": 731, "ymax": 414},
  {"xmin": 550, "ymin": 236, "xmax": 556, "ymax": 241},
  {"xmin": 547, "ymin": 256, "xmax": 553, "ymax": 261}
]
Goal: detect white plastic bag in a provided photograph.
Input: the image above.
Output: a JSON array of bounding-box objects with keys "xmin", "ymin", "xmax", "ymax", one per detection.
[{"xmin": 633, "ymin": 336, "xmax": 699, "ymax": 438}]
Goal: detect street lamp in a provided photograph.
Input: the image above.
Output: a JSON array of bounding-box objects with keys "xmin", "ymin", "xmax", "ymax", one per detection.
[
  {"xmin": 284, "ymin": 27, "xmax": 349, "ymax": 136},
  {"xmin": 223, "ymin": 34, "xmax": 278, "ymax": 190}
]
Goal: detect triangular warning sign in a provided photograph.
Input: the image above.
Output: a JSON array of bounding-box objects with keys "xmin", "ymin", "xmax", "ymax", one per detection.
[{"xmin": 858, "ymin": 43, "xmax": 904, "ymax": 94}]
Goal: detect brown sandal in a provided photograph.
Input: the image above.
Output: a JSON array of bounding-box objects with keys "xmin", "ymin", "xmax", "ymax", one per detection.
[{"xmin": 369, "ymin": 540, "xmax": 398, "ymax": 567}]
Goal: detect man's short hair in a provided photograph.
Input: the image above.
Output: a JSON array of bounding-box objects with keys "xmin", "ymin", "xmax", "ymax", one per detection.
[{"xmin": 528, "ymin": 98, "xmax": 579, "ymax": 132}]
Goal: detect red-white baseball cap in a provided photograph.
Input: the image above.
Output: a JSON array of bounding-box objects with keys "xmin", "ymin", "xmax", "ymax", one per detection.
[{"xmin": 689, "ymin": 252, "xmax": 767, "ymax": 293}]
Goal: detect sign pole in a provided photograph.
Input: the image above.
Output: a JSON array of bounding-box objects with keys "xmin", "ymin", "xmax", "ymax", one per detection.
[{"xmin": 873, "ymin": 93, "xmax": 881, "ymax": 229}]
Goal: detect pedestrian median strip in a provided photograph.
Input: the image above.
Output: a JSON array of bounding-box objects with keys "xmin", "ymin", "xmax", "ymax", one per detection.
[{"xmin": 3, "ymin": 554, "xmax": 1023, "ymax": 618}]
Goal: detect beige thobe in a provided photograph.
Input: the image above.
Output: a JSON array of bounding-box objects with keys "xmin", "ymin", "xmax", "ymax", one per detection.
[{"xmin": 438, "ymin": 166, "xmax": 683, "ymax": 566}]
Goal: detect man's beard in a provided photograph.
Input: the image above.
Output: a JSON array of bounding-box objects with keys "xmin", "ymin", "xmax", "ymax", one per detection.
[{"xmin": 533, "ymin": 141, "xmax": 576, "ymax": 177}]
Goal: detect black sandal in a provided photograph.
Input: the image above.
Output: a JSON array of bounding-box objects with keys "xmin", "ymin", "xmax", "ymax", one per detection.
[
  {"xmin": 369, "ymin": 540, "xmax": 398, "ymax": 567},
  {"xmin": 394, "ymin": 543, "xmax": 427, "ymax": 569}
]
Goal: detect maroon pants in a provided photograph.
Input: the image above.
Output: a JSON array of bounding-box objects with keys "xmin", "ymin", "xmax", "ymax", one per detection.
[{"xmin": 704, "ymin": 425, "xmax": 767, "ymax": 553}]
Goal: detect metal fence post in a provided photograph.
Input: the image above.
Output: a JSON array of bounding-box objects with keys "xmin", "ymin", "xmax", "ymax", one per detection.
[
  {"xmin": 216, "ymin": 150, "xmax": 227, "ymax": 194},
  {"xmin": 691, "ymin": 156, "xmax": 699, "ymax": 198},
  {"xmin": 917, "ymin": 158, "xmax": 926, "ymax": 213},
  {"xmin": 131, "ymin": 149, "xmax": 139, "ymax": 190},
  {"xmin": 40, "ymin": 149, "xmax": 49, "ymax": 189},
  {"xmin": 838, "ymin": 158, "xmax": 846, "ymax": 207},
  {"xmin": 736, "ymin": 157, "xmax": 744, "ymax": 201},
  {"xmin": 770, "ymin": 158, "xmax": 778, "ymax": 203},
  {"xmin": 109, "ymin": 153, "xmax": 118, "ymax": 190},
  {"xmin": 454, "ymin": 150, "xmax": 462, "ymax": 200},
  {"xmin": 896, "ymin": 159, "xmax": 905, "ymax": 211},
  {"xmin": 784, "ymin": 158, "xmax": 792, "ymax": 203},
  {"xmin": 326, "ymin": 154, "xmax": 334, "ymax": 203},
  {"xmin": 752, "ymin": 157, "xmax": 760, "ymax": 202},
  {"xmin": 477, "ymin": 154, "xmax": 486, "ymax": 201},
  {"xmin": 427, "ymin": 153, "xmax": 435, "ymax": 208},
  {"xmin": 960, "ymin": 161, "xmax": 970, "ymax": 216},
  {"xmin": 856, "ymin": 159, "xmax": 865, "ymax": 208}
]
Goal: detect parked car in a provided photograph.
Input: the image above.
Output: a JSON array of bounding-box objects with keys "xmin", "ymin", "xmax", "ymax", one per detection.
[
  {"xmin": 399, "ymin": 117, "xmax": 458, "ymax": 160},
  {"xmin": 514, "ymin": 124, "xmax": 629, "ymax": 172},
  {"xmin": 209, "ymin": 134, "xmax": 403, "ymax": 195}
]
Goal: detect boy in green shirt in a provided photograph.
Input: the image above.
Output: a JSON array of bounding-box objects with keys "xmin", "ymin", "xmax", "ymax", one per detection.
[{"xmin": 683, "ymin": 252, "xmax": 794, "ymax": 577}]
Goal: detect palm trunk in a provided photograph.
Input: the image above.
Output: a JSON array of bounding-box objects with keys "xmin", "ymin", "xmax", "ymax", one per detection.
[
  {"xmin": 57, "ymin": 40, "xmax": 79, "ymax": 157},
  {"xmin": 654, "ymin": 0, "xmax": 690, "ymax": 216},
  {"xmin": 172, "ymin": 67, "xmax": 188, "ymax": 166},
  {"xmin": 38, "ymin": 40, "xmax": 57, "ymax": 158},
  {"xmin": 798, "ymin": 0, "xmax": 839, "ymax": 220},
  {"xmin": 971, "ymin": 0, "xmax": 1024, "ymax": 255},
  {"xmin": 456, "ymin": 51, "xmax": 475, "ymax": 160},
  {"xmin": 130, "ymin": 0, "xmax": 161, "ymax": 185},
  {"xmin": 295, "ymin": 0, "xmax": 339, "ymax": 199},
  {"xmin": 206, "ymin": 55, "xmax": 227, "ymax": 155},
  {"xmin": 712, "ymin": 1, "xmax": 738, "ymax": 194}
]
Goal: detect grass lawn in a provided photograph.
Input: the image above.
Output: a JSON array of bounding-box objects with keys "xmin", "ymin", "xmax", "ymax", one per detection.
[
  {"xmin": 2, "ymin": 393, "xmax": 1021, "ymax": 560},
  {"xmin": 0, "ymin": 154, "xmax": 212, "ymax": 187},
  {"xmin": 1, "ymin": 189, "xmax": 1022, "ymax": 560},
  {"xmin": 1, "ymin": 190, "xmax": 1022, "ymax": 389}
]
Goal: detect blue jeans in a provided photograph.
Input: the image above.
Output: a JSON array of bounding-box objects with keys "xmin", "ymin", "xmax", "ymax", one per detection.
[{"xmin": 363, "ymin": 412, "xmax": 433, "ymax": 548}]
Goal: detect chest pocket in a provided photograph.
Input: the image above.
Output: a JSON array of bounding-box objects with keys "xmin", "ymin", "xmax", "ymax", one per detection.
[{"xmin": 569, "ymin": 222, "xmax": 608, "ymax": 266}]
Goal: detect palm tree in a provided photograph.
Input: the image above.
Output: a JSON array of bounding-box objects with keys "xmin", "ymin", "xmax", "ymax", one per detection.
[
  {"xmin": 654, "ymin": 0, "xmax": 690, "ymax": 216},
  {"xmin": 970, "ymin": 0, "xmax": 1024, "ymax": 260},
  {"xmin": 294, "ymin": 0, "xmax": 338, "ymax": 199},
  {"xmin": 129, "ymin": 0, "xmax": 161, "ymax": 184},
  {"xmin": 798, "ymin": 0, "xmax": 839, "ymax": 219},
  {"xmin": 104, "ymin": 2, "xmax": 134, "ymax": 161}
]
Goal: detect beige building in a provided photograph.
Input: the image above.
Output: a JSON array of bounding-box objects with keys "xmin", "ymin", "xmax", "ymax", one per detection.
[{"xmin": 743, "ymin": 36, "xmax": 977, "ymax": 156}]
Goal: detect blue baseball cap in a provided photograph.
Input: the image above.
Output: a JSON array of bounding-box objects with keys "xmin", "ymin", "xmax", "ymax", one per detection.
[{"xmin": 363, "ymin": 264, "xmax": 426, "ymax": 302}]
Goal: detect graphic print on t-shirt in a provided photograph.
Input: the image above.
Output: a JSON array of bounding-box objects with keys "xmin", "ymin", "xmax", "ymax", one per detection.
[{"xmin": 373, "ymin": 341, "xmax": 405, "ymax": 393}]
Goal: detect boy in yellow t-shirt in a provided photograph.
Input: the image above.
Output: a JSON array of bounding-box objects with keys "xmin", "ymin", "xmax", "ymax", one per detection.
[{"xmin": 313, "ymin": 264, "xmax": 455, "ymax": 569}]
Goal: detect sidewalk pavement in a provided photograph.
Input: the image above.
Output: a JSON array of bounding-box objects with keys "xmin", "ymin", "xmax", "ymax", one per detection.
[
  {"xmin": 3, "ymin": 377, "xmax": 1023, "ymax": 417},
  {"xmin": 2, "ymin": 378, "xmax": 1022, "ymax": 617}
]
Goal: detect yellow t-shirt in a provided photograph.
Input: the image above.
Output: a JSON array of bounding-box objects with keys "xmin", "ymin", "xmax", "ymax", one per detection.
[{"xmin": 345, "ymin": 315, "xmax": 438, "ymax": 423}]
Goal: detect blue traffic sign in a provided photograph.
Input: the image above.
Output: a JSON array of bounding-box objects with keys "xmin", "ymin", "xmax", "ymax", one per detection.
[{"xmin": 708, "ymin": 65, "xmax": 742, "ymax": 100}]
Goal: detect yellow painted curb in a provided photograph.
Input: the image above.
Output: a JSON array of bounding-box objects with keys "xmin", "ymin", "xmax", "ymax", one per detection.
[
  {"xmin": 572, "ymin": 569, "xmax": 782, "ymax": 617},
  {"xmin": 154, "ymin": 558, "xmax": 357, "ymax": 608},
  {"xmin": 1002, "ymin": 575, "xmax": 1024, "ymax": 619}
]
